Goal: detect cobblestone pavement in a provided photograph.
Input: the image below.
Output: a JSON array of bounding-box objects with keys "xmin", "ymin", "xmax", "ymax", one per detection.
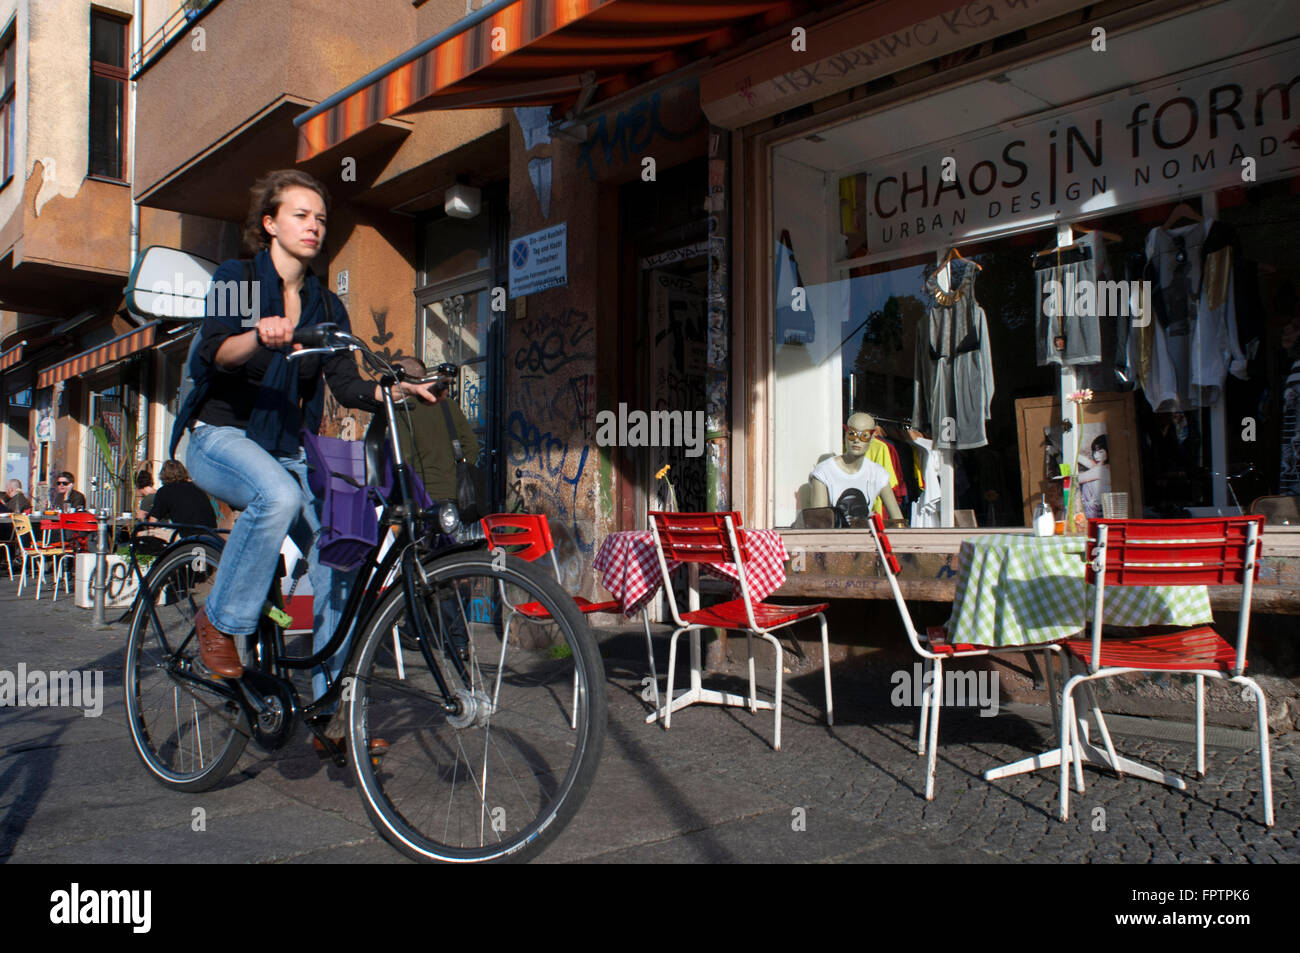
[{"xmin": 0, "ymin": 578, "xmax": 1295, "ymax": 864}]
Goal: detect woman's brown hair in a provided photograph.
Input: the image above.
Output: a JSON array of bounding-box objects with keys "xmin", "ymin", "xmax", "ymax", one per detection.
[
  {"xmin": 242, "ymin": 169, "xmax": 331, "ymax": 254},
  {"xmin": 160, "ymin": 460, "xmax": 190, "ymax": 485}
]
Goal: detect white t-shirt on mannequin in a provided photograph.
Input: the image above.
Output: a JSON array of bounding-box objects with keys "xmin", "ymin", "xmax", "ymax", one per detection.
[{"xmin": 810, "ymin": 457, "xmax": 891, "ymax": 517}]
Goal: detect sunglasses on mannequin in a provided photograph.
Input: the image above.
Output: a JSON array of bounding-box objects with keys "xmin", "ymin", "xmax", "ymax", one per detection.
[{"xmin": 843, "ymin": 426, "xmax": 874, "ymax": 441}]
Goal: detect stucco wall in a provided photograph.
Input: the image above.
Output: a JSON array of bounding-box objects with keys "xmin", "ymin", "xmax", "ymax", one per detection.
[
  {"xmin": 134, "ymin": 0, "xmax": 419, "ymax": 196},
  {"xmin": 0, "ymin": 0, "xmax": 26, "ymax": 248},
  {"xmin": 28, "ymin": 0, "xmax": 132, "ymax": 201}
]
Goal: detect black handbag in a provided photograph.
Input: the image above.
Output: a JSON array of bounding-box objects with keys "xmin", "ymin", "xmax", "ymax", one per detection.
[{"xmin": 439, "ymin": 400, "xmax": 484, "ymax": 521}]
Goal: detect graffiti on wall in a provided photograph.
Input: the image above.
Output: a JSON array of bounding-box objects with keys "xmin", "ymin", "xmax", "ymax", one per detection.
[
  {"xmin": 513, "ymin": 307, "xmax": 592, "ymax": 379},
  {"xmin": 577, "ymin": 84, "xmax": 706, "ymax": 180}
]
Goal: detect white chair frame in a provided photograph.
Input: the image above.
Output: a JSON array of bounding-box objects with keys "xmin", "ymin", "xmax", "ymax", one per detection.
[
  {"xmin": 649, "ymin": 513, "xmax": 831, "ymax": 752},
  {"xmin": 866, "ymin": 517, "xmax": 1066, "ymax": 800},
  {"xmin": 484, "ymin": 518, "xmax": 660, "ymax": 730},
  {"xmin": 1057, "ymin": 520, "xmax": 1273, "ymax": 827}
]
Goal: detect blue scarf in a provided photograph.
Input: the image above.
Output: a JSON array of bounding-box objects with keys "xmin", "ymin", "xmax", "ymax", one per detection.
[{"xmin": 170, "ymin": 249, "xmax": 336, "ymax": 458}]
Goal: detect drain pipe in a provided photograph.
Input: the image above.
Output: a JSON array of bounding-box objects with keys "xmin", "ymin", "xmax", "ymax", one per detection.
[{"xmin": 128, "ymin": 0, "xmax": 141, "ymax": 271}]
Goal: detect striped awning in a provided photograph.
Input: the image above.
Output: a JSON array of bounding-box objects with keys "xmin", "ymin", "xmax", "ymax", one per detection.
[
  {"xmin": 37, "ymin": 322, "xmax": 160, "ymax": 389},
  {"xmin": 295, "ymin": 0, "xmax": 799, "ymax": 160},
  {"xmin": 0, "ymin": 343, "xmax": 22, "ymax": 373}
]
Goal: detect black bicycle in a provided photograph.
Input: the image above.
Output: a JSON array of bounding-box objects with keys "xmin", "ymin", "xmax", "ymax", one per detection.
[{"xmin": 122, "ymin": 324, "xmax": 606, "ymax": 863}]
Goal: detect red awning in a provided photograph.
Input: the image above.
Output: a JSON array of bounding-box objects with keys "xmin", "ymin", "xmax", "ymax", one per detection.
[
  {"xmin": 37, "ymin": 322, "xmax": 159, "ymax": 389},
  {"xmin": 0, "ymin": 342, "xmax": 22, "ymax": 373},
  {"xmin": 296, "ymin": 0, "xmax": 801, "ymax": 160}
]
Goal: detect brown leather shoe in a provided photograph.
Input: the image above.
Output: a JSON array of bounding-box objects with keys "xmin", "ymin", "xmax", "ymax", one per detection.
[{"xmin": 194, "ymin": 606, "xmax": 243, "ymax": 678}]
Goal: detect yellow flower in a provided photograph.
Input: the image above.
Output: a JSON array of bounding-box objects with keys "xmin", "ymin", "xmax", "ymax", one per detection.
[{"xmin": 655, "ymin": 465, "xmax": 671, "ymax": 480}]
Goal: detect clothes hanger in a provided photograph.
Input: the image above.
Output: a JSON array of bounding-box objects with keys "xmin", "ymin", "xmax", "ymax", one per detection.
[
  {"xmin": 1071, "ymin": 223, "xmax": 1122, "ymax": 242},
  {"xmin": 1163, "ymin": 202, "xmax": 1203, "ymax": 229},
  {"xmin": 940, "ymin": 245, "xmax": 981, "ymax": 270},
  {"xmin": 1033, "ymin": 224, "xmax": 1121, "ymax": 258}
]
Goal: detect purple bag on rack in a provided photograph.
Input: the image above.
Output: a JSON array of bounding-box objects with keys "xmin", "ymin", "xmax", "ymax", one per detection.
[{"xmin": 301, "ymin": 427, "xmax": 433, "ymax": 571}]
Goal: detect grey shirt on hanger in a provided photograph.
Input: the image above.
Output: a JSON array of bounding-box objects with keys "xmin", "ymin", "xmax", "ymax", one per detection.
[{"xmin": 913, "ymin": 258, "xmax": 994, "ymax": 451}]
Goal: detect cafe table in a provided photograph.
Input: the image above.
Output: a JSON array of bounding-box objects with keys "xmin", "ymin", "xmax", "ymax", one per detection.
[
  {"xmin": 944, "ymin": 533, "xmax": 1214, "ymax": 785},
  {"xmin": 592, "ymin": 528, "xmax": 791, "ymax": 724}
]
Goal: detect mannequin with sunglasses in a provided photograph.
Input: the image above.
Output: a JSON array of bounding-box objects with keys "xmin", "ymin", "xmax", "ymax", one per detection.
[{"xmin": 808, "ymin": 412, "xmax": 904, "ymax": 523}]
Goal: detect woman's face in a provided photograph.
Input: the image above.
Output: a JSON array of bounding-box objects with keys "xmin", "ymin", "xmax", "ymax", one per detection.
[
  {"xmin": 1093, "ymin": 446, "xmax": 1108, "ymax": 464},
  {"xmin": 264, "ymin": 186, "xmax": 326, "ymax": 262}
]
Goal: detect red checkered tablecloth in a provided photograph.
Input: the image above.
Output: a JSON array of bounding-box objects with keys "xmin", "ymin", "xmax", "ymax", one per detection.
[{"xmin": 592, "ymin": 529, "xmax": 790, "ymax": 615}]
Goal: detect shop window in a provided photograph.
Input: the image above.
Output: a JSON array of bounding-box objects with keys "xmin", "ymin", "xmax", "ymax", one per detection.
[
  {"xmin": 768, "ymin": 8, "xmax": 1299, "ymax": 529},
  {"xmin": 89, "ymin": 11, "xmax": 127, "ymax": 180}
]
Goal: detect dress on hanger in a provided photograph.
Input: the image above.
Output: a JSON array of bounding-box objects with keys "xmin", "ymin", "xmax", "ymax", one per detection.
[
  {"xmin": 1142, "ymin": 219, "xmax": 1247, "ymax": 411},
  {"xmin": 913, "ymin": 258, "xmax": 994, "ymax": 451}
]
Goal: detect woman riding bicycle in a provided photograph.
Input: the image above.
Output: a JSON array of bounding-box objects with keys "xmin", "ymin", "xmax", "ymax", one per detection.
[{"xmin": 169, "ymin": 169, "xmax": 436, "ymax": 693}]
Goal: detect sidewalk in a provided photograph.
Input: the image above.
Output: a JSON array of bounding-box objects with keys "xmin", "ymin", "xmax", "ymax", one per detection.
[{"xmin": 0, "ymin": 575, "xmax": 1295, "ymax": 863}]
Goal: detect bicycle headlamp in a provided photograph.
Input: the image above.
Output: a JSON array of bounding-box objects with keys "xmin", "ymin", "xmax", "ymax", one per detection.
[{"xmin": 438, "ymin": 502, "xmax": 461, "ymax": 535}]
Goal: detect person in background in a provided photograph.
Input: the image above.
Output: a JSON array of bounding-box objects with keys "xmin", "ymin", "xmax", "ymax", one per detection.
[
  {"xmin": 3, "ymin": 478, "xmax": 30, "ymax": 514},
  {"xmin": 51, "ymin": 472, "xmax": 86, "ymax": 510},
  {"xmin": 135, "ymin": 469, "xmax": 156, "ymax": 520},
  {"xmin": 392, "ymin": 356, "xmax": 479, "ymax": 502},
  {"xmin": 149, "ymin": 460, "xmax": 217, "ymax": 529}
]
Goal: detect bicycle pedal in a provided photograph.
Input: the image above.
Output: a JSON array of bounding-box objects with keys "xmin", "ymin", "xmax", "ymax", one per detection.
[{"xmin": 262, "ymin": 604, "xmax": 294, "ymax": 629}]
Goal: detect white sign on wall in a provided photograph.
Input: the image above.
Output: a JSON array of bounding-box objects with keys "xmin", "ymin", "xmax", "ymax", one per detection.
[
  {"xmin": 861, "ymin": 42, "xmax": 1300, "ymax": 259},
  {"xmin": 508, "ymin": 224, "xmax": 567, "ymax": 298}
]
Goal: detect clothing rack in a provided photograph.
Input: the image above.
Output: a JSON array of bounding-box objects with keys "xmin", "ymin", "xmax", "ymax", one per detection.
[{"xmin": 864, "ymin": 412, "xmax": 913, "ymax": 428}]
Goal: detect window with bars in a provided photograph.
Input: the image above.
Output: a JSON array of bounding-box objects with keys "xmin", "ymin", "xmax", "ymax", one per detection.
[{"xmin": 89, "ymin": 11, "xmax": 127, "ymax": 180}]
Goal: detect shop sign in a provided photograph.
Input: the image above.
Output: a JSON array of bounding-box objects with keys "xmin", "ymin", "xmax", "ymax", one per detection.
[
  {"xmin": 862, "ymin": 42, "xmax": 1300, "ymax": 259},
  {"xmin": 703, "ymin": 0, "xmax": 1094, "ymax": 128},
  {"xmin": 508, "ymin": 224, "xmax": 568, "ymax": 298}
]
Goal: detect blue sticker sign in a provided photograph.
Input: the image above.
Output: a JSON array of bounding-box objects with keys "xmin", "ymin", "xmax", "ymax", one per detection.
[{"xmin": 508, "ymin": 224, "xmax": 567, "ymax": 298}]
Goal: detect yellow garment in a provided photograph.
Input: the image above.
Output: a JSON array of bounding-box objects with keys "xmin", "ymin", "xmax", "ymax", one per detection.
[{"xmin": 865, "ymin": 437, "xmax": 899, "ymax": 515}]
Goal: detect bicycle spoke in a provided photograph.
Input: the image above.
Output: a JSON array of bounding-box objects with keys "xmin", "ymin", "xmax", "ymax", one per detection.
[{"xmin": 349, "ymin": 551, "xmax": 605, "ymax": 862}]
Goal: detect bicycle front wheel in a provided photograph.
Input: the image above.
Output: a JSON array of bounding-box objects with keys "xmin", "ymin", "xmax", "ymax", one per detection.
[
  {"xmin": 348, "ymin": 549, "xmax": 606, "ymax": 863},
  {"xmin": 124, "ymin": 539, "xmax": 249, "ymax": 792}
]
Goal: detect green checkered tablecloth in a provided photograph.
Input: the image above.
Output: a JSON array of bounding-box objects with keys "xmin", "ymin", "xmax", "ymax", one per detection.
[{"xmin": 945, "ymin": 534, "xmax": 1214, "ymax": 647}]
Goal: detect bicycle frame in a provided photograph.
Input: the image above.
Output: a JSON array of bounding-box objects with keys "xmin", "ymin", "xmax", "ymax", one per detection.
[{"xmin": 128, "ymin": 329, "xmax": 488, "ymax": 737}]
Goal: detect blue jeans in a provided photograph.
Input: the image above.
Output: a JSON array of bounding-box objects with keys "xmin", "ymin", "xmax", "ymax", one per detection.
[{"xmin": 186, "ymin": 424, "xmax": 354, "ymax": 703}]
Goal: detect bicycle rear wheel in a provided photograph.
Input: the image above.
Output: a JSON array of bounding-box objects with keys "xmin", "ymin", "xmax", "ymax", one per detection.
[
  {"xmin": 124, "ymin": 539, "xmax": 249, "ymax": 792},
  {"xmin": 348, "ymin": 549, "xmax": 606, "ymax": 863}
]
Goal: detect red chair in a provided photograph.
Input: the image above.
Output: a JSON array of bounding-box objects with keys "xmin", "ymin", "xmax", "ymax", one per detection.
[
  {"xmin": 866, "ymin": 513, "xmax": 1066, "ymax": 800},
  {"xmin": 481, "ymin": 513, "xmax": 660, "ymax": 723},
  {"xmin": 59, "ymin": 512, "xmax": 100, "ymax": 552},
  {"xmin": 1058, "ymin": 517, "xmax": 1272, "ymax": 826},
  {"xmin": 648, "ymin": 510, "xmax": 831, "ymax": 752}
]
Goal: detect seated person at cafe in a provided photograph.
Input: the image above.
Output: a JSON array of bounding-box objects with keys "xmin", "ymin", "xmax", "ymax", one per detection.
[
  {"xmin": 149, "ymin": 460, "xmax": 217, "ymax": 529},
  {"xmin": 3, "ymin": 479, "xmax": 30, "ymax": 514},
  {"xmin": 808, "ymin": 412, "xmax": 905, "ymax": 525},
  {"xmin": 135, "ymin": 468, "xmax": 156, "ymax": 520},
  {"xmin": 51, "ymin": 472, "xmax": 87, "ymax": 510}
]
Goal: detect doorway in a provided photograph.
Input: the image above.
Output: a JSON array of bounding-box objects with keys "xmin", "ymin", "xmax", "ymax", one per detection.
[{"xmin": 621, "ymin": 158, "xmax": 710, "ymax": 518}]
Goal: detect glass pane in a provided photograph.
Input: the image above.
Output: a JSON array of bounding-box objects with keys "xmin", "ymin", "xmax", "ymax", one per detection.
[
  {"xmin": 91, "ymin": 14, "xmax": 125, "ymax": 68},
  {"xmin": 89, "ymin": 75, "xmax": 123, "ymax": 177},
  {"xmin": 422, "ymin": 289, "xmax": 486, "ymax": 367},
  {"xmin": 0, "ymin": 102, "xmax": 9, "ymax": 181},
  {"xmin": 420, "ymin": 215, "xmax": 490, "ymax": 287},
  {"xmin": 1, "ymin": 39, "xmax": 12, "ymax": 90}
]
